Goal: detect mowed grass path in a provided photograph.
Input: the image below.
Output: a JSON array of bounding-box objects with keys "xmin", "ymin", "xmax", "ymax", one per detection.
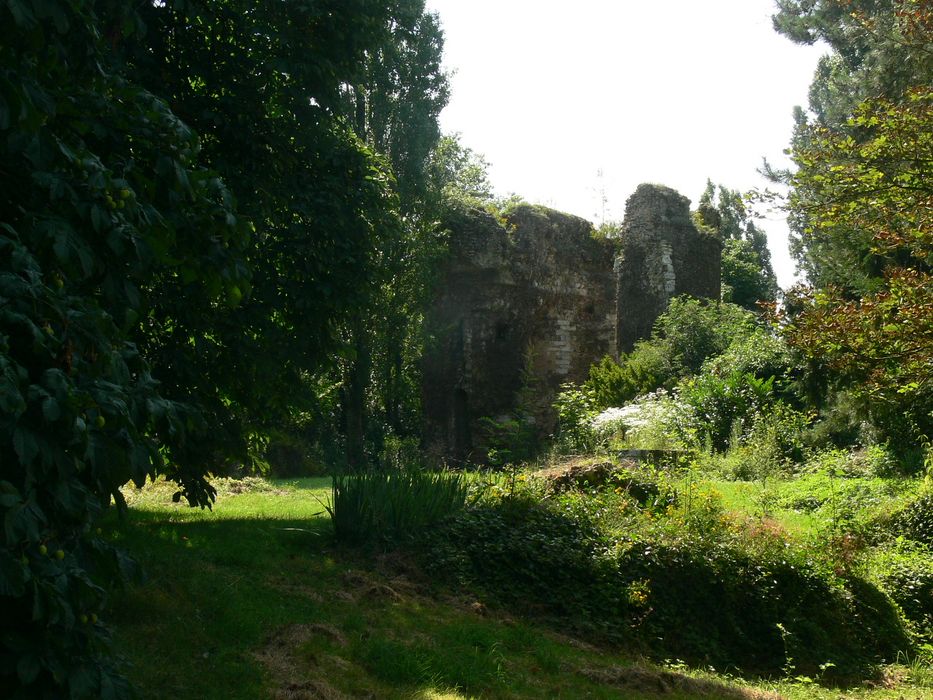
[{"xmin": 104, "ymin": 477, "xmax": 930, "ymax": 699}]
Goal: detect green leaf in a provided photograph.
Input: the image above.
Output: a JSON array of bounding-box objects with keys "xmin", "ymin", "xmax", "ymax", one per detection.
[
  {"xmin": 12, "ymin": 426, "xmax": 39, "ymax": 466},
  {"xmin": 7, "ymin": 0, "xmax": 37, "ymax": 28},
  {"xmin": 16, "ymin": 652, "xmax": 41, "ymax": 685},
  {"xmin": 0, "ymin": 548, "xmax": 27, "ymax": 596},
  {"xmin": 42, "ymin": 396, "xmax": 61, "ymax": 422},
  {"xmin": 69, "ymin": 664, "xmax": 100, "ymax": 699}
]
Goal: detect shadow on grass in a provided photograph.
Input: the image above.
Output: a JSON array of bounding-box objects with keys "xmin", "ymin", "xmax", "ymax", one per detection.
[{"xmin": 105, "ymin": 508, "xmax": 786, "ymax": 700}]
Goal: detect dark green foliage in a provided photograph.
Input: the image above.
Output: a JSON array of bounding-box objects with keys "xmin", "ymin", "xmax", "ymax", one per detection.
[
  {"xmin": 653, "ymin": 298, "xmax": 757, "ymax": 379},
  {"xmin": 2, "ymin": 1, "xmax": 442, "ymax": 696},
  {"xmin": 0, "ymin": 1, "xmax": 251, "ymax": 695},
  {"xmin": 773, "ymin": 0, "xmax": 932, "ymax": 128},
  {"xmin": 419, "ymin": 488, "xmax": 910, "ymax": 676},
  {"xmin": 124, "ymin": 0, "xmax": 407, "ymax": 469},
  {"xmin": 585, "ymin": 298, "xmax": 759, "ymax": 407},
  {"xmin": 551, "ymin": 383, "xmax": 600, "ymax": 453},
  {"xmin": 332, "ymin": 2, "xmax": 450, "ymax": 468},
  {"xmin": 679, "ymin": 373, "xmax": 775, "ymax": 451},
  {"xmin": 479, "ymin": 416, "xmax": 539, "ymax": 467},
  {"xmin": 697, "ymin": 181, "xmax": 778, "ymax": 310},
  {"xmin": 327, "ymin": 469, "xmax": 468, "ymax": 546},
  {"xmin": 618, "ymin": 541, "xmax": 907, "ymax": 676},
  {"xmin": 872, "ymin": 543, "xmax": 933, "ymax": 643},
  {"xmin": 479, "ymin": 348, "xmax": 542, "ymax": 465},
  {"xmin": 427, "ymin": 134, "xmax": 494, "ymax": 206},
  {"xmin": 586, "ymin": 349, "xmax": 666, "ymax": 407},
  {"xmin": 721, "ymin": 239, "xmax": 777, "ymax": 310},
  {"xmin": 420, "ymin": 495, "xmax": 624, "ymax": 627},
  {"xmin": 262, "ymin": 430, "xmax": 322, "ymax": 478}
]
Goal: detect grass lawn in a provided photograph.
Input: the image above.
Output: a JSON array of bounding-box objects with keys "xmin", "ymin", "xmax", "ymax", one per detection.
[{"xmin": 104, "ymin": 476, "xmax": 933, "ymax": 699}]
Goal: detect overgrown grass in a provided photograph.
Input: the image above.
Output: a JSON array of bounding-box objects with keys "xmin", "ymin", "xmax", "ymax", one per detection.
[{"xmin": 327, "ymin": 468, "xmax": 468, "ymax": 545}]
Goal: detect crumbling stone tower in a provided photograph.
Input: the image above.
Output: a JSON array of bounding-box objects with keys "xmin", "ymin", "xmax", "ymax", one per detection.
[
  {"xmin": 615, "ymin": 184, "xmax": 722, "ymax": 352},
  {"xmin": 422, "ymin": 183, "xmax": 721, "ymax": 464}
]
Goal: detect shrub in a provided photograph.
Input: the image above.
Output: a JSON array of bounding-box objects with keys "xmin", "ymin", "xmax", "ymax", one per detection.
[
  {"xmin": 263, "ymin": 430, "xmax": 323, "ymax": 477},
  {"xmin": 711, "ymin": 403, "xmax": 813, "ymax": 479},
  {"xmin": 869, "ymin": 542, "xmax": 933, "ymax": 644},
  {"xmin": 803, "ymin": 390, "xmax": 878, "ymax": 451},
  {"xmin": 419, "ymin": 493, "xmax": 625, "ymax": 630},
  {"xmin": 585, "ymin": 299, "xmax": 760, "ymax": 408},
  {"xmin": 378, "ymin": 434, "xmax": 423, "ymax": 472},
  {"xmin": 551, "ymin": 383, "xmax": 600, "ymax": 454},
  {"xmin": 615, "ymin": 390, "xmax": 699, "ymax": 451},
  {"xmin": 327, "ymin": 469, "xmax": 468, "ymax": 546},
  {"xmin": 891, "ymin": 488, "xmax": 933, "ymax": 546},
  {"xmin": 679, "ymin": 371, "xmax": 775, "ymax": 451},
  {"xmin": 653, "ymin": 297, "xmax": 757, "ymax": 378},
  {"xmin": 418, "ymin": 482, "xmax": 910, "ymax": 677},
  {"xmin": 586, "ymin": 347, "xmax": 668, "ymax": 406},
  {"xmin": 479, "ymin": 415, "xmax": 539, "ymax": 466},
  {"xmin": 702, "ymin": 328, "xmax": 797, "ymax": 397},
  {"xmin": 803, "ymin": 444, "xmax": 898, "ymax": 478}
]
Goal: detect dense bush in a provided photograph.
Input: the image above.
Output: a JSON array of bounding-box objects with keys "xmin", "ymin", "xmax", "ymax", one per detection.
[
  {"xmin": 551, "ymin": 383, "xmax": 600, "ymax": 454},
  {"xmin": 419, "ymin": 494, "xmax": 624, "ymax": 627},
  {"xmin": 585, "ymin": 299, "xmax": 759, "ymax": 407},
  {"xmin": 679, "ymin": 372, "xmax": 775, "ymax": 451},
  {"xmin": 418, "ymin": 483, "xmax": 911, "ymax": 677},
  {"xmin": 891, "ymin": 488, "xmax": 933, "ymax": 547},
  {"xmin": 869, "ymin": 542, "xmax": 933, "ymax": 645},
  {"xmin": 702, "ymin": 328, "xmax": 798, "ymax": 401}
]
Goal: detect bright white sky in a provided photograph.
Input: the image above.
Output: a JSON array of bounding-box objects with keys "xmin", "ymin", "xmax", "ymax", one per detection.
[{"xmin": 424, "ymin": 0, "xmax": 827, "ymax": 289}]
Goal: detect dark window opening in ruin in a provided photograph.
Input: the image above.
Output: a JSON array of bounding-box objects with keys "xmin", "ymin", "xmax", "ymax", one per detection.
[{"xmin": 495, "ymin": 322, "xmax": 509, "ymax": 341}]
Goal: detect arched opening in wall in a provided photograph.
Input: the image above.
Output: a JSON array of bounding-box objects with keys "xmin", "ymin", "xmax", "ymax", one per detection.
[{"xmin": 452, "ymin": 388, "xmax": 471, "ymax": 462}]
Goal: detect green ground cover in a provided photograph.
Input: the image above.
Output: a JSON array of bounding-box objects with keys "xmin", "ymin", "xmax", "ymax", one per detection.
[{"xmin": 104, "ymin": 475, "xmax": 932, "ymax": 699}]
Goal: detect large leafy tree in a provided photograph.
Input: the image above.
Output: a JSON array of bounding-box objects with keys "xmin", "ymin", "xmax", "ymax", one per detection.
[
  {"xmin": 126, "ymin": 0, "xmax": 405, "ymax": 468},
  {"xmin": 773, "ymin": 0, "xmax": 932, "ymax": 288},
  {"xmin": 2, "ymin": 0, "xmax": 432, "ymax": 695},
  {"xmin": 774, "ymin": 0, "xmax": 933, "ymax": 126},
  {"xmin": 1, "ymin": 1, "xmax": 247, "ymax": 695},
  {"xmin": 332, "ymin": 2, "xmax": 450, "ymax": 468},
  {"xmin": 782, "ymin": 88, "xmax": 933, "ymax": 452},
  {"xmin": 773, "ymin": 0, "xmax": 933, "ymax": 455}
]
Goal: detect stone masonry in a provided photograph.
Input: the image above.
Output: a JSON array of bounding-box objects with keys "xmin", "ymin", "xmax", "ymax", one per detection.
[{"xmin": 422, "ymin": 184, "xmax": 721, "ymax": 464}]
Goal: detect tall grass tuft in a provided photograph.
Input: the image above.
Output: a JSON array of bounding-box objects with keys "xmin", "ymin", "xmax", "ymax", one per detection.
[{"xmin": 327, "ymin": 469, "xmax": 468, "ymax": 545}]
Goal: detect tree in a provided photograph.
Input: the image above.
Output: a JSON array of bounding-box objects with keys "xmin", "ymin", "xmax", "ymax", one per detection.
[
  {"xmin": 126, "ymin": 0, "xmax": 404, "ymax": 469},
  {"xmin": 1, "ymin": 1, "xmax": 247, "ymax": 695},
  {"xmin": 773, "ymin": 0, "xmax": 933, "ymax": 127},
  {"xmin": 586, "ymin": 298, "xmax": 759, "ymax": 405},
  {"xmin": 2, "ymin": 0, "xmax": 432, "ymax": 694},
  {"xmin": 773, "ymin": 0, "xmax": 932, "ymax": 289},
  {"xmin": 696, "ymin": 181, "xmax": 778, "ymax": 309},
  {"xmin": 427, "ymin": 134, "xmax": 495, "ymax": 207},
  {"xmin": 782, "ymin": 88, "xmax": 933, "ymax": 454},
  {"xmin": 331, "ymin": 1, "xmax": 450, "ymax": 468}
]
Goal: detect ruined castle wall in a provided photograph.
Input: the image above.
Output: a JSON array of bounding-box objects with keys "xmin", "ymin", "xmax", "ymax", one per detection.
[
  {"xmin": 615, "ymin": 184, "xmax": 721, "ymax": 353},
  {"xmin": 422, "ymin": 204, "xmax": 616, "ymax": 464},
  {"xmin": 423, "ymin": 185, "xmax": 721, "ymax": 464}
]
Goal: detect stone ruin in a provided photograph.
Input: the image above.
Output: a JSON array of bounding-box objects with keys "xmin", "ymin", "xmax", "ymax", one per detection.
[{"xmin": 422, "ymin": 183, "xmax": 721, "ymax": 464}]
